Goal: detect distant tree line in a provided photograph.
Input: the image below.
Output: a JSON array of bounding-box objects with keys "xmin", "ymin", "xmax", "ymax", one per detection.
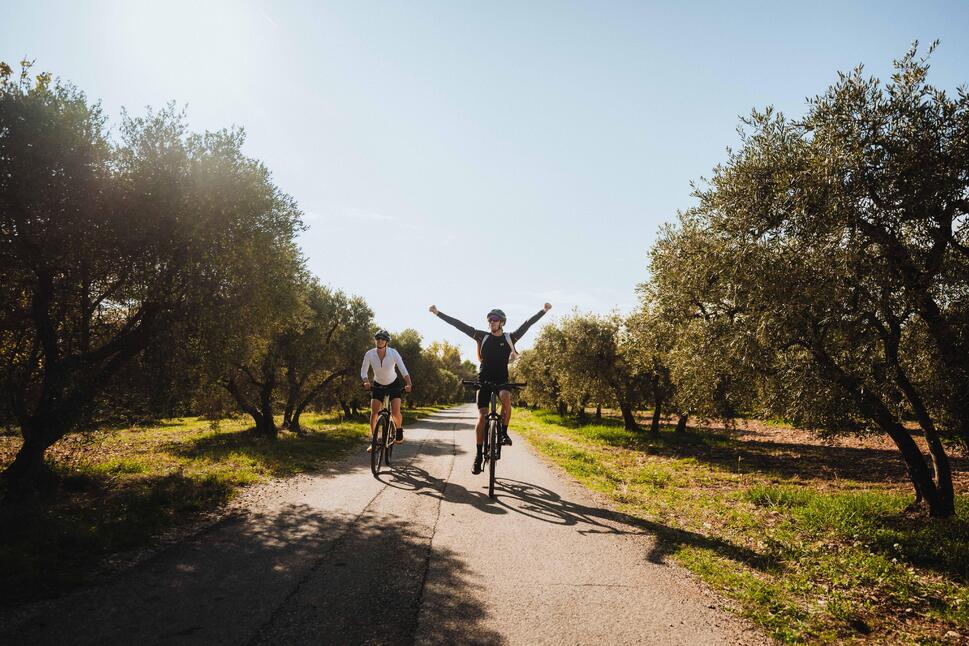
[
  {"xmin": 0, "ymin": 61, "xmax": 474, "ymax": 492},
  {"xmin": 516, "ymin": 44, "xmax": 968, "ymax": 519}
]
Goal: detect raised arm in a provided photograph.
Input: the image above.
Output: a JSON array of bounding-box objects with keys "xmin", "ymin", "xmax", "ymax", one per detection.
[
  {"xmin": 510, "ymin": 303, "xmax": 552, "ymax": 342},
  {"xmin": 429, "ymin": 305, "xmax": 482, "ymax": 340}
]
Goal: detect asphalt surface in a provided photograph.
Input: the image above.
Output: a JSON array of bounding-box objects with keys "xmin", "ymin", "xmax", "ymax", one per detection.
[{"xmin": 1, "ymin": 405, "xmax": 768, "ymax": 645}]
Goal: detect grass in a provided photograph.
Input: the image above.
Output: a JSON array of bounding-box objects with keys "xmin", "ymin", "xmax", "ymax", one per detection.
[
  {"xmin": 0, "ymin": 405, "xmax": 448, "ymax": 605},
  {"xmin": 514, "ymin": 408, "xmax": 969, "ymax": 645}
]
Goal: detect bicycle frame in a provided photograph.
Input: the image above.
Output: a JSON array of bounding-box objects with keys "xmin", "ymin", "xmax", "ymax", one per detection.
[
  {"xmin": 462, "ymin": 380, "xmax": 526, "ymax": 498},
  {"xmin": 369, "ymin": 388, "xmax": 404, "ymax": 477}
]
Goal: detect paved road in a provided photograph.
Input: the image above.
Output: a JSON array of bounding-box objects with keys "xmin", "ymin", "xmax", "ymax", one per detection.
[{"xmin": 2, "ymin": 405, "xmax": 767, "ymax": 645}]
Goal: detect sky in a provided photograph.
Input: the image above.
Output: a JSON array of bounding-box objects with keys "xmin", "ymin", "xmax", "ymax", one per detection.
[{"xmin": 3, "ymin": 1, "xmax": 968, "ymax": 362}]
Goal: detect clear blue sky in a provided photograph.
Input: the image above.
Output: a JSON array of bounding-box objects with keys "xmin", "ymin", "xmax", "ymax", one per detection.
[{"xmin": 4, "ymin": 1, "xmax": 968, "ymax": 362}]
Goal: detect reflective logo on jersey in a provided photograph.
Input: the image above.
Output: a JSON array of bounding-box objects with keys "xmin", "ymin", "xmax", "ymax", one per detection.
[{"xmin": 477, "ymin": 332, "xmax": 519, "ymax": 362}]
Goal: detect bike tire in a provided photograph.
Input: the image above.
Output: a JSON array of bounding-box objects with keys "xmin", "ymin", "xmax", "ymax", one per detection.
[
  {"xmin": 372, "ymin": 416, "xmax": 388, "ymax": 476},
  {"xmin": 370, "ymin": 423, "xmax": 381, "ymax": 477},
  {"xmin": 488, "ymin": 418, "xmax": 498, "ymax": 498},
  {"xmin": 385, "ymin": 419, "xmax": 395, "ymax": 466}
]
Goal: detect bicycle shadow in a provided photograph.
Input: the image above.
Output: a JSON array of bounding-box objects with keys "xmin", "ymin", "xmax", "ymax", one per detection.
[
  {"xmin": 491, "ymin": 478, "xmax": 775, "ymax": 571},
  {"xmin": 376, "ymin": 464, "xmax": 509, "ymax": 516}
]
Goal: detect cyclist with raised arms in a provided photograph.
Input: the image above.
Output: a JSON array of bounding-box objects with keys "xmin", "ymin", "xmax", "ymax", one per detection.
[
  {"xmin": 361, "ymin": 330, "xmax": 412, "ymax": 447},
  {"xmin": 429, "ymin": 303, "xmax": 551, "ymax": 474}
]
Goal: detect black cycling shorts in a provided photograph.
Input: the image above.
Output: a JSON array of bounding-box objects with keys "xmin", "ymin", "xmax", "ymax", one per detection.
[
  {"xmin": 476, "ymin": 385, "xmax": 510, "ymax": 410},
  {"xmin": 372, "ymin": 375, "xmax": 405, "ymax": 402}
]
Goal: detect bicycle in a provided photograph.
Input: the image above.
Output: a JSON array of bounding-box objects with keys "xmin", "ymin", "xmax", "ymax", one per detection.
[
  {"xmin": 462, "ymin": 380, "xmax": 526, "ymax": 498},
  {"xmin": 370, "ymin": 387, "xmax": 404, "ymax": 477}
]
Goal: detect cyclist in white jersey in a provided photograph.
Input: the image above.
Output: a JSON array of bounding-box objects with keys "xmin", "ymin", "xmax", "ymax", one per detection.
[{"xmin": 361, "ymin": 330, "xmax": 412, "ymax": 444}]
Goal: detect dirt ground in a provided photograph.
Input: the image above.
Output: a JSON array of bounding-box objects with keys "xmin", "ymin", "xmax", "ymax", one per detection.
[{"xmin": 687, "ymin": 416, "xmax": 967, "ymax": 494}]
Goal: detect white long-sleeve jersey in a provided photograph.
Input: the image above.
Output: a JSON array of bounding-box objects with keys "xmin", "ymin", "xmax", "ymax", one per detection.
[{"xmin": 360, "ymin": 347, "xmax": 409, "ymax": 386}]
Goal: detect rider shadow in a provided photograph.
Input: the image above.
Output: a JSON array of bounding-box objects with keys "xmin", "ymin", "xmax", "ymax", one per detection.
[
  {"xmin": 377, "ymin": 465, "xmax": 508, "ymax": 516},
  {"xmin": 492, "ymin": 478, "xmax": 775, "ymax": 572}
]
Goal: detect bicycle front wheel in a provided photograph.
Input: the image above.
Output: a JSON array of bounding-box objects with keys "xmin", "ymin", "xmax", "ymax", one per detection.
[
  {"xmin": 488, "ymin": 418, "xmax": 498, "ymax": 498},
  {"xmin": 371, "ymin": 416, "xmax": 388, "ymax": 476},
  {"xmin": 385, "ymin": 419, "xmax": 395, "ymax": 466}
]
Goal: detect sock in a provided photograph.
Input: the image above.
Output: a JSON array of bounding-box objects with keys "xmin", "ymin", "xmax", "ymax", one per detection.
[{"xmin": 476, "ymin": 444, "xmax": 483, "ymax": 458}]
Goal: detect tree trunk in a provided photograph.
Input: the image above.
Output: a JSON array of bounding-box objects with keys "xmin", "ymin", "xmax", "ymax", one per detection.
[
  {"xmin": 813, "ymin": 347, "xmax": 951, "ymax": 517},
  {"xmin": 675, "ymin": 414, "xmax": 688, "ymax": 433},
  {"xmin": 922, "ymin": 430, "xmax": 955, "ymax": 517},
  {"xmin": 256, "ymin": 378, "xmax": 277, "ymax": 439},
  {"xmin": 1, "ymin": 430, "xmax": 57, "ymax": 493},
  {"xmin": 879, "ymin": 321, "xmax": 956, "ymax": 517},
  {"xmin": 225, "ymin": 374, "xmax": 277, "ymax": 439},
  {"xmin": 881, "ymin": 421, "xmax": 950, "ymax": 517},
  {"xmin": 557, "ymin": 401, "xmax": 567, "ymax": 417},
  {"xmin": 290, "ymin": 401, "xmax": 310, "ymax": 435},
  {"xmin": 282, "ymin": 365, "xmax": 300, "ymax": 428},
  {"xmin": 595, "ymin": 405, "xmax": 602, "ymax": 421},
  {"xmin": 650, "ymin": 398, "xmax": 663, "ymax": 434},
  {"xmin": 619, "ymin": 402, "xmax": 638, "ymax": 431},
  {"xmin": 340, "ymin": 400, "xmax": 353, "ymax": 419}
]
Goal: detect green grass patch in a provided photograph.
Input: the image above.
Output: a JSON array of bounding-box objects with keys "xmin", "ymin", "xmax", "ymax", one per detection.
[
  {"xmin": 0, "ymin": 406, "xmax": 449, "ymax": 605},
  {"xmin": 514, "ymin": 408, "xmax": 969, "ymax": 644}
]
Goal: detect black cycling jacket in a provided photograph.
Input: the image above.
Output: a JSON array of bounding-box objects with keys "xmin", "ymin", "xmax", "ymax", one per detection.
[{"xmin": 435, "ymin": 308, "xmax": 546, "ymax": 382}]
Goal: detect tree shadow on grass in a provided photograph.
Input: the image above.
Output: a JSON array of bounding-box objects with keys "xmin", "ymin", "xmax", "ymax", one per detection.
[
  {"xmin": 0, "ymin": 469, "xmax": 237, "ymax": 606},
  {"xmin": 855, "ymin": 502, "xmax": 969, "ymax": 583},
  {"xmin": 4, "ymin": 502, "xmax": 503, "ymax": 645},
  {"xmin": 534, "ymin": 410, "xmax": 969, "ymax": 487},
  {"xmin": 166, "ymin": 425, "xmax": 369, "ymax": 479},
  {"xmin": 2, "ymin": 424, "xmax": 378, "ymax": 606},
  {"xmin": 569, "ymin": 420, "xmax": 969, "ymax": 487}
]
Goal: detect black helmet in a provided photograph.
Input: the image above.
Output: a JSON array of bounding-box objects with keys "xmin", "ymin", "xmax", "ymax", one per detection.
[
  {"xmin": 374, "ymin": 329, "xmax": 391, "ymax": 341},
  {"xmin": 486, "ymin": 309, "xmax": 507, "ymax": 323}
]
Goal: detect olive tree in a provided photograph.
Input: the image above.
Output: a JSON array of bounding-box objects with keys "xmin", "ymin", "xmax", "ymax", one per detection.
[
  {"xmin": 277, "ymin": 282, "xmax": 373, "ymax": 434},
  {"xmin": 649, "ymin": 44, "xmax": 967, "ymax": 517},
  {"xmin": 0, "ymin": 63, "xmax": 304, "ymax": 489},
  {"xmin": 516, "ymin": 324, "xmax": 569, "ymax": 416}
]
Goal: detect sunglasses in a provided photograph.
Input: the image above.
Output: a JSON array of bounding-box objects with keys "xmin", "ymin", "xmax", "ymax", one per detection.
[{"xmin": 488, "ymin": 316, "xmax": 502, "ymax": 322}]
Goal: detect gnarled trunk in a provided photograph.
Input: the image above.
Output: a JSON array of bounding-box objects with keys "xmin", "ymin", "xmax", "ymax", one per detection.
[
  {"xmin": 255, "ymin": 377, "xmax": 277, "ymax": 438},
  {"xmin": 650, "ymin": 401, "xmax": 663, "ymax": 434},
  {"xmin": 619, "ymin": 402, "xmax": 638, "ymax": 431},
  {"xmin": 2, "ymin": 429, "xmax": 57, "ymax": 493},
  {"xmin": 224, "ymin": 373, "xmax": 277, "ymax": 439},
  {"xmin": 290, "ymin": 401, "xmax": 309, "ymax": 435},
  {"xmin": 814, "ymin": 344, "xmax": 953, "ymax": 517},
  {"xmin": 675, "ymin": 413, "xmax": 688, "ymax": 433}
]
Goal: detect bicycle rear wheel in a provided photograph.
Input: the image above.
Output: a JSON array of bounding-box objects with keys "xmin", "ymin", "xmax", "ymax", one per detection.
[{"xmin": 488, "ymin": 418, "xmax": 498, "ymax": 498}]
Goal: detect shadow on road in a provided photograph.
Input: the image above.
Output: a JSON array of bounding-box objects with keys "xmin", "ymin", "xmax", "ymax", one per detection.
[
  {"xmin": 5, "ymin": 501, "xmax": 503, "ymax": 645},
  {"xmin": 377, "ymin": 464, "xmax": 508, "ymax": 516},
  {"xmin": 493, "ymin": 478, "xmax": 774, "ymax": 571}
]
